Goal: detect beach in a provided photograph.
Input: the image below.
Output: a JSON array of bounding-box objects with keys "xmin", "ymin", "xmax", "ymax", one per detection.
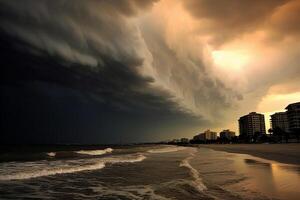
[
  {"xmin": 196, "ymin": 143, "xmax": 300, "ymax": 165},
  {"xmin": 0, "ymin": 145, "xmax": 299, "ymax": 199}
]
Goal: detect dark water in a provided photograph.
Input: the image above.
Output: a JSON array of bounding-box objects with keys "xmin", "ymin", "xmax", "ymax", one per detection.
[{"xmin": 0, "ymin": 145, "xmax": 299, "ymax": 199}]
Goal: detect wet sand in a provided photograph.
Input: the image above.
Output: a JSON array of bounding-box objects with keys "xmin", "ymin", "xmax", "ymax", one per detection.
[{"xmin": 196, "ymin": 143, "xmax": 300, "ymax": 165}]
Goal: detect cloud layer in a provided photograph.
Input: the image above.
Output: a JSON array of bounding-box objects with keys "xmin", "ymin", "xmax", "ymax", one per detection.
[
  {"xmin": 0, "ymin": 0, "xmax": 299, "ymax": 143},
  {"xmin": 0, "ymin": 0, "xmax": 203, "ymax": 143}
]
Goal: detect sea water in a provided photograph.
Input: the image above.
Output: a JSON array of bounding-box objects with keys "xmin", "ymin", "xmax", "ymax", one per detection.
[{"xmin": 0, "ymin": 145, "xmax": 299, "ymax": 199}]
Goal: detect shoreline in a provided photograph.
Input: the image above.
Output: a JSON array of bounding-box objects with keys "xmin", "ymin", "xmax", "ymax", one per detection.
[{"xmin": 188, "ymin": 143, "xmax": 300, "ymax": 165}]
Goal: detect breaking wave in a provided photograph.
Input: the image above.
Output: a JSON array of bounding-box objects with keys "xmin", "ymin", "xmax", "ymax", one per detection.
[
  {"xmin": 104, "ymin": 154, "xmax": 146, "ymax": 164},
  {"xmin": 76, "ymin": 148, "xmax": 113, "ymax": 155},
  {"xmin": 47, "ymin": 152, "xmax": 56, "ymax": 157},
  {"xmin": 180, "ymin": 151, "xmax": 207, "ymax": 192},
  {"xmin": 0, "ymin": 162, "xmax": 106, "ymax": 181},
  {"xmin": 0, "ymin": 154, "xmax": 145, "ymax": 181},
  {"xmin": 147, "ymin": 146, "xmax": 186, "ymax": 153}
]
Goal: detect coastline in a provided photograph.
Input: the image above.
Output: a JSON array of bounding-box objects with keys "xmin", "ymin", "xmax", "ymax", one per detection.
[{"xmin": 190, "ymin": 143, "xmax": 300, "ymax": 165}]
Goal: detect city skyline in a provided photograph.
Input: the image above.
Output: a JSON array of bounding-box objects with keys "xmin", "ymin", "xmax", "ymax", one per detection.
[{"xmin": 173, "ymin": 101, "xmax": 299, "ymax": 141}]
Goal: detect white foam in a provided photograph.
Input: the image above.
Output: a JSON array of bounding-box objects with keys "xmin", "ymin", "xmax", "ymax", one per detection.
[
  {"xmin": 76, "ymin": 148, "xmax": 113, "ymax": 155},
  {"xmin": 91, "ymin": 184, "xmax": 171, "ymax": 200},
  {"xmin": 0, "ymin": 162, "xmax": 106, "ymax": 181},
  {"xmin": 0, "ymin": 153, "xmax": 146, "ymax": 181},
  {"xmin": 47, "ymin": 152, "xmax": 56, "ymax": 157},
  {"xmin": 147, "ymin": 146, "xmax": 186, "ymax": 153},
  {"xmin": 108, "ymin": 154, "xmax": 146, "ymax": 163},
  {"xmin": 180, "ymin": 152, "xmax": 207, "ymax": 191}
]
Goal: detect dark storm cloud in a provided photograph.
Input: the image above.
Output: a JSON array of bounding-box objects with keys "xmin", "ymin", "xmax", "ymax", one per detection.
[
  {"xmin": 0, "ymin": 0, "xmax": 205, "ymax": 144},
  {"xmin": 4, "ymin": 0, "xmax": 297, "ymax": 143},
  {"xmin": 0, "ymin": 0, "xmax": 158, "ymax": 67}
]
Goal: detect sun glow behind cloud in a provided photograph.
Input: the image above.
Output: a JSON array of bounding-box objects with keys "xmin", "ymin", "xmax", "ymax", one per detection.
[
  {"xmin": 140, "ymin": 0, "xmax": 300, "ymax": 134},
  {"xmin": 212, "ymin": 50, "xmax": 250, "ymax": 71}
]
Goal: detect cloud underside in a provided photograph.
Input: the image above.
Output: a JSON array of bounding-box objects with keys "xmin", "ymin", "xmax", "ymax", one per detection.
[
  {"xmin": 183, "ymin": 0, "xmax": 300, "ymax": 45},
  {"xmin": 0, "ymin": 0, "xmax": 206, "ymax": 143}
]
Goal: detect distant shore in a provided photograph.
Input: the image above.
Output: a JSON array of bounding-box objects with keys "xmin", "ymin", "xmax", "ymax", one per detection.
[{"xmin": 189, "ymin": 143, "xmax": 300, "ymax": 165}]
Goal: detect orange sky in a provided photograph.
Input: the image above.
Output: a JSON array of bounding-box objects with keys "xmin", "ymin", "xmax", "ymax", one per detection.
[{"xmin": 138, "ymin": 0, "xmax": 300, "ymax": 134}]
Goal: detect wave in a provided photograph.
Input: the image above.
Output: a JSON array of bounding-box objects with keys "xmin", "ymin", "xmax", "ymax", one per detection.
[
  {"xmin": 103, "ymin": 154, "xmax": 146, "ymax": 164},
  {"xmin": 0, "ymin": 162, "xmax": 106, "ymax": 181},
  {"xmin": 46, "ymin": 152, "xmax": 56, "ymax": 157},
  {"xmin": 0, "ymin": 154, "xmax": 146, "ymax": 181},
  {"xmin": 147, "ymin": 146, "xmax": 186, "ymax": 153},
  {"xmin": 76, "ymin": 148, "xmax": 113, "ymax": 155},
  {"xmin": 180, "ymin": 151, "xmax": 207, "ymax": 192},
  {"xmin": 91, "ymin": 184, "xmax": 171, "ymax": 200}
]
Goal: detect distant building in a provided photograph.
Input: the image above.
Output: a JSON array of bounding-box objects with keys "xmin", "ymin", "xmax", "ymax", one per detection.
[
  {"xmin": 193, "ymin": 134, "xmax": 202, "ymax": 142},
  {"xmin": 180, "ymin": 138, "xmax": 189, "ymax": 143},
  {"xmin": 220, "ymin": 129, "xmax": 236, "ymax": 140},
  {"xmin": 193, "ymin": 129, "xmax": 217, "ymax": 142},
  {"xmin": 168, "ymin": 139, "xmax": 180, "ymax": 144},
  {"xmin": 270, "ymin": 112, "xmax": 289, "ymax": 133},
  {"xmin": 239, "ymin": 112, "xmax": 266, "ymax": 138},
  {"xmin": 285, "ymin": 102, "xmax": 300, "ymax": 133},
  {"xmin": 204, "ymin": 129, "xmax": 217, "ymax": 140}
]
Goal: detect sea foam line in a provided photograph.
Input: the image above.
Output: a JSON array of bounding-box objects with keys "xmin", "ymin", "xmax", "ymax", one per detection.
[
  {"xmin": 76, "ymin": 148, "xmax": 113, "ymax": 155},
  {"xmin": 0, "ymin": 162, "xmax": 106, "ymax": 181},
  {"xmin": 147, "ymin": 146, "xmax": 186, "ymax": 153},
  {"xmin": 47, "ymin": 152, "xmax": 56, "ymax": 157},
  {"xmin": 0, "ymin": 154, "xmax": 146, "ymax": 181},
  {"xmin": 180, "ymin": 151, "xmax": 207, "ymax": 191}
]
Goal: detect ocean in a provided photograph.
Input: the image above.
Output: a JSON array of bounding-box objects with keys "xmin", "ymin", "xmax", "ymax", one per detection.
[{"xmin": 0, "ymin": 145, "xmax": 299, "ymax": 200}]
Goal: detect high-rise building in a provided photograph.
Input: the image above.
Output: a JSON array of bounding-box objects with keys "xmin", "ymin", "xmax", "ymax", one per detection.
[
  {"xmin": 220, "ymin": 129, "xmax": 236, "ymax": 140},
  {"xmin": 270, "ymin": 112, "xmax": 289, "ymax": 133},
  {"xmin": 239, "ymin": 112, "xmax": 266, "ymax": 138},
  {"xmin": 285, "ymin": 102, "xmax": 300, "ymax": 133},
  {"xmin": 204, "ymin": 129, "xmax": 217, "ymax": 140}
]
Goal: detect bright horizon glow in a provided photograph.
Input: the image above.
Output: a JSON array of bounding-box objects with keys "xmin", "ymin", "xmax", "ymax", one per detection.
[
  {"xmin": 258, "ymin": 91, "xmax": 300, "ymax": 131},
  {"xmin": 258, "ymin": 92, "xmax": 300, "ymax": 113}
]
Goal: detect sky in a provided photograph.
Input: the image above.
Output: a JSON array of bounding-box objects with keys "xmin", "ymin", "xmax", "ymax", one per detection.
[{"xmin": 0, "ymin": 0, "xmax": 300, "ymax": 144}]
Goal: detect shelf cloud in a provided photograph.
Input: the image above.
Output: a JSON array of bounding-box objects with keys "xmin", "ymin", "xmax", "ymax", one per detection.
[{"xmin": 0, "ymin": 0, "xmax": 299, "ymax": 143}]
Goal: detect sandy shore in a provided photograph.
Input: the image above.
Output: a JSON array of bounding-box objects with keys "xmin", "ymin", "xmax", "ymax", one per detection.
[{"xmin": 195, "ymin": 143, "xmax": 300, "ymax": 165}]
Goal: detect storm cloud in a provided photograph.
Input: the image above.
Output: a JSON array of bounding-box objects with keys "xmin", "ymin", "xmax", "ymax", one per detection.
[
  {"xmin": 0, "ymin": 0, "xmax": 206, "ymax": 144},
  {"xmin": 181, "ymin": 0, "xmax": 300, "ymax": 129},
  {"xmin": 0, "ymin": 0, "xmax": 299, "ymax": 143},
  {"xmin": 181, "ymin": 0, "xmax": 300, "ymax": 49}
]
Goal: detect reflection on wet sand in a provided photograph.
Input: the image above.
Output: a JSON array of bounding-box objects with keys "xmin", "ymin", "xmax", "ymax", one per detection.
[
  {"xmin": 244, "ymin": 159, "xmax": 271, "ymax": 167},
  {"xmin": 191, "ymin": 148, "xmax": 300, "ymax": 200},
  {"xmin": 270, "ymin": 162, "xmax": 300, "ymax": 200},
  {"xmin": 232, "ymin": 154, "xmax": 300, "ymax": 200}
]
